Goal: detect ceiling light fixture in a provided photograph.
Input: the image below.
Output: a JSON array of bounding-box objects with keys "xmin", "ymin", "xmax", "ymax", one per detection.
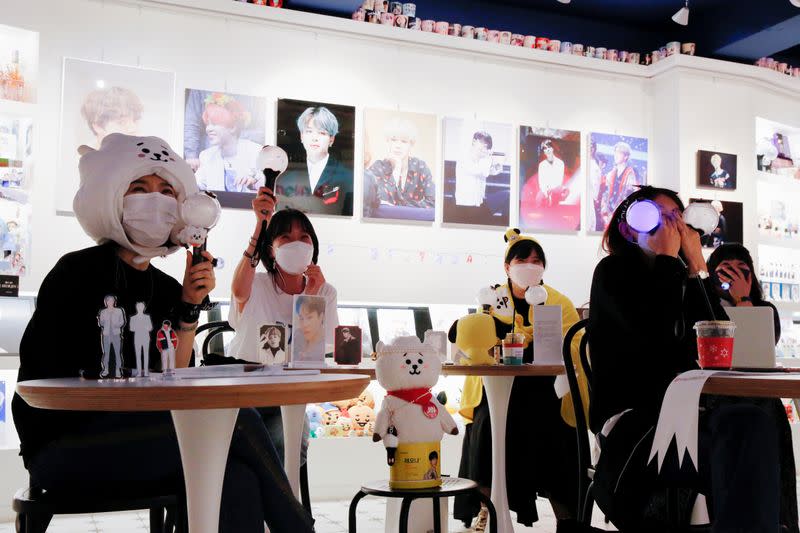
[
  {"xmin": 557, "ymin": 0, "xmax": 571, "ymax": 3},
  {"xmin": 790, "ymin": 0, "xmax": 800, "ymax": 8},
  {"xmin": 672, "ymin": 0, "xmax": 690, "ymax": 25}
]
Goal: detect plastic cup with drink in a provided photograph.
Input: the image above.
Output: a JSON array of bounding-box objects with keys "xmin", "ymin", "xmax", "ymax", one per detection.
[{"xmin": 694, "ymin": 320, "xmax": 735, "ymax": 369}]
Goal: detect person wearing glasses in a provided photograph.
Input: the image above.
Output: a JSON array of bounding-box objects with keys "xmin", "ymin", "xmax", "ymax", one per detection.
[{"xmin": 707, "ymin": 242, "xmax": 781, "ymax": 342}]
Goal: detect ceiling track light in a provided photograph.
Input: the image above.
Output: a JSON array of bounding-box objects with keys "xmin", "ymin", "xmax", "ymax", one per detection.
[
  {"xmin": 672, "ymin": 0, "xmax": 690, "ymax": 25},
  {"xmin": 791, "ymin": 0, "xmax": 800, "ymax": 7},
  {"xmin": 557, "ymin": 0, "xmax": 571, "ymax": 3}
]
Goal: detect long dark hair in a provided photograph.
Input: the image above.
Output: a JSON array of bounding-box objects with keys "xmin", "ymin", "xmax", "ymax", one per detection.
[
  {"xmin": 707, "ymin": 243, "xmax": 764, "ymax": 303},
  {"xmin": 258, "ymin": 208, "xmax": 320, "ymax": 273},
  {"xmin": 602, "ymin": 186, "xmax": 685, "ymax": 256}
]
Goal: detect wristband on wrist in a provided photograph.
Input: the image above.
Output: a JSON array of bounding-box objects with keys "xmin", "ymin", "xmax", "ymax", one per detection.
[
  {"xmin": 178, "ymin": 301, "xmax": 202, "ymax": 324},
  {"xmin": 177, "ymin": 322, "xmax": 198, "ymax": 333}
]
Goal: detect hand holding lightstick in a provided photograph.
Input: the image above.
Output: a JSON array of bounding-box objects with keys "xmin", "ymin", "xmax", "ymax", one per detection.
[{"xmin": 253, "ymin": 146, "xmax": 289, "ymax": 260}]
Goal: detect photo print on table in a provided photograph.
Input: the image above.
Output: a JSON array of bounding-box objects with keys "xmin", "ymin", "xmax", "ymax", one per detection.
[
  {"xmin": 689, "ymin": 198, "xmax": 743, "ymax": 249},
  {"xmin": 697, "ymin": 150, "xmax": 737, "ymax": 190},
  {"xmin": 334, "ymin": 325, "xmax": 362, "ymax": 365},
  {"xmin": 519, "ymin": 126, "xmax": 582, "ymax": 232},
  {"xmin": 588, "ymin": 132, "xmax": 648, "ymax": 232},
  {"xmin": 442, "ymin": 117, "xmax": 512, "ymax": 227},
  {"xmin": 363, "ymin": 108, "xmax": 438, "ymax": 222},
  {"xmin": 258, "ymin": 323, "xmax": 287, "ymax": 366},
  {"xmin": 291, "ymin": 294, "xmax": 327, "ymax": 367},
  {"xmin": 276, "ymin": 98, "xmax": 355, "ymax": 217},
  {"xmin": 184, "ymin": 89, "xmax": 266, "ymax": 209},
  {"xmin": 57, "ymin": 58, "xmax": 175, "ymax": 212}
]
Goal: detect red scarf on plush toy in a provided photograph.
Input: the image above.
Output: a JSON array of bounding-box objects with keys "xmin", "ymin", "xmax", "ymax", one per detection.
[{"xmin": 387, "ymin": 388, "xmax": 439, "ymax": 419}]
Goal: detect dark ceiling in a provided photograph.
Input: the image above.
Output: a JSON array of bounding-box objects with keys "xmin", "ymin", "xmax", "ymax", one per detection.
[{"xmin": 284, "ymin": 0, "xmax": 800, "ymax": 65}]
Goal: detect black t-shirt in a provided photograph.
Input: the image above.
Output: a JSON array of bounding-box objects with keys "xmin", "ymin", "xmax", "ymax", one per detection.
[{"xmin": 12, "ymin": 243, "xmax": 184, "ymax": 464}]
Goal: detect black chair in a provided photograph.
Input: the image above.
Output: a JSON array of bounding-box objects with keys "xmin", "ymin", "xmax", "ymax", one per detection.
[
  {"xmin": 196, "ymin": 320, "xmax": 313, "ymax": 516},
  {"xmin": 13, "ymin": 477, "xmax": 181, "ymax": 533},
  {"xmin": 562, "ymin": 318, "xmax": 596, "ymax": 525},
  {"xmin": 563, "ymin": 320, "xmax": 710, "ymax": 533},
  {"xmin": 348, "ymin": 477, "xmax": 497, "ymax": 533}
]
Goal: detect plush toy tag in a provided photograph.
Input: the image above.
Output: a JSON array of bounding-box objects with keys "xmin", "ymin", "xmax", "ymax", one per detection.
[{"xmin": 423, "ymin": 403, "xmax": 439, "ymax": 419}]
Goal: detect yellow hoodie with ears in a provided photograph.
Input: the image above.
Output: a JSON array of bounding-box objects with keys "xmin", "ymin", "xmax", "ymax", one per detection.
[{"xmin": 458, "ymin": 282, "xmax": 590, "ymax": 429}]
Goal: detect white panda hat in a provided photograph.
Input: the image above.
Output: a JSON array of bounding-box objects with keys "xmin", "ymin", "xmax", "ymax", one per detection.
[{"xmin": 73, "ymin": 133, "xmax": 199, "ymax": 261}]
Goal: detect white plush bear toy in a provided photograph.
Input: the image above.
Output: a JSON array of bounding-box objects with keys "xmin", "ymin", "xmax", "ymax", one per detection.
[{"xmin": 373, "ymin": 336, "xmax": 458, "ymax": 468}]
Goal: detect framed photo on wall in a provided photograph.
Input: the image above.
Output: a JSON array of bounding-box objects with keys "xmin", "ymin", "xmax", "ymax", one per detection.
[
  {"xmin": 57, "ymin": 58, "xmax": 175, "ymax": 213},
  {"xmin": 363, "ymin": 108, "xmax": 438, "ymax": 222},
  {"xmin": 697, "ymin": 150, "xmax": 737, "ymax": 190},
  {"xmin": 587, "ymin": 132, "xmax": 648, "ymax": 232},
  {"xmin": 276, "ymin": 98, "xmax": 355, "ymax": 217},
  {"xmin": 689, "ymin": 198, "xmax": 743, "ymax": 249},
  {"xmin": 184, "ymin": 89, "xmax": 267, "ymax": 209},
  {"xmin": 442, "ymin": 117, "xmax": 511, "ymax": 227},
  {"xmin": 519, "ymin": 126, "xmax": 582, "ymax": 232}
]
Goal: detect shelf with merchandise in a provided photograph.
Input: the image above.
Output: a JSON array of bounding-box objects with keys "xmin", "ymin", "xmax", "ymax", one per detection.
[
  {"xmin": 0, "ymin": 23, "xmax": 38, "ymax": 106},
  {"xmin": 0, "ymin": 99, "xmax": 35, "ymax": 118},
  {"xmin": 758, "ymin": 236, "xmax": 800, "ymax": 250}
]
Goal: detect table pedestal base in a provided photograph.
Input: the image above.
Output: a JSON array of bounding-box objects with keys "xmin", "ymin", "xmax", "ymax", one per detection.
[
  {"xmin": 281, "ymin": 404, "xmax": 306, "ymax": 499},
  {"xmin": 483, "ymin": 375, "xmax": 515, "ymax": 533},
  {"xmin": 172, "ymin": 408, "xmax": 239, "ymax": 533}
]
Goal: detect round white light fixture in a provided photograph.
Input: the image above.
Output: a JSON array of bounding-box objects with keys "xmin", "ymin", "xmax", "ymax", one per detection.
[{"xmin": 791, "ymin": 0, "xmax": 800, "ymax": 7}]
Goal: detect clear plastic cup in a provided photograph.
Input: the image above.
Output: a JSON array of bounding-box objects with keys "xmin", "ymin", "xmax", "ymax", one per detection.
[
  {"xmin": 694, "ymin": 320, "xmax": 736, "ymax": 369},
  {"xmin": 502, "ymin": 332, "xmax": 525, "ymax": 365}
]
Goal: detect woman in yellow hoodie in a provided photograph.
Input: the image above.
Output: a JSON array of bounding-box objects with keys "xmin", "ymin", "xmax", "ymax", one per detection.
[{"xmin": 450, "ymin": 229, "xmax": 588, "ymax": 533}]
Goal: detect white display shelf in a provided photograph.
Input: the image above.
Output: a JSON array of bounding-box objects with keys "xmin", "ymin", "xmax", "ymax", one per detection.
[
  {"xmin": 138, "ymin": 0, "xmax": 800, "ymax": 93},
  {"xmin": 0, "ymin": 99, "xmax": 35, "ymax": 118},
  {"xmin": 757, "ymin": 169, "xmax": 800, "ymax": 188},
  {"xmin": 759, "ymin": 237, "xmax": 800, "ymax": 250},
  {"xmin": 774, "ymin": 301, "xmax": 800, "ymax": 313}
]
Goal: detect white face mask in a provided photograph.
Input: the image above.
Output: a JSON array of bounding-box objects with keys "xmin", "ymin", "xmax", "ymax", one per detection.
[
  {"xmin": 274, "ymin": 241, "xmax": 314, "ymax": 275},
  {"xmin": 508, "ymin": 263, "xmax": 545, "ymax": 289},
  {"xmin": 122, "ymin": 193, "xmax": 179, "ymax": 248}
]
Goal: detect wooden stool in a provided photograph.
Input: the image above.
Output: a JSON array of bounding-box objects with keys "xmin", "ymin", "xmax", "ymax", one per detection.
[{"xmin": 348, "ymin": 477, "xmax": 497, "ymax": 533}]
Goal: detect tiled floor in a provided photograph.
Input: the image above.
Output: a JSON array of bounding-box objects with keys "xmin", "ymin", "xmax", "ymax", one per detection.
[{"xmin": 0, "ymin": 498, "xmax": 614, "ymax": 532}]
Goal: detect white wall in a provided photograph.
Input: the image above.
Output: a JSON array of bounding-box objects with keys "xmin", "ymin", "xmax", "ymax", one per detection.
[
  {"xmin": 3, "ymin": 0, "xmax": 658, "ymax": 309},
  {"xmin": 3, "ymin": 0, "xmax": 800, "ymax": 519}
]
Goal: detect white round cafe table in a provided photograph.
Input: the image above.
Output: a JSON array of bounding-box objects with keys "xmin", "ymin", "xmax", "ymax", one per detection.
[
  {"xmin": 16, "ymin": 373, "xmax": 369, "ymax": 533},
  {"xmin": 316, "ymin": 363, "xmax": 565, "ymax": 533}
]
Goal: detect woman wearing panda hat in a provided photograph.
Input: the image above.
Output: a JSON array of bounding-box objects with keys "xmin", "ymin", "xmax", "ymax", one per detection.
[
  {"xmin": 450, "ymin": 228, "xmax": 589, "ymax": 533},
  {"xmin": 11, "ymin": 133, "xmax": 314, "ymax": 532}
]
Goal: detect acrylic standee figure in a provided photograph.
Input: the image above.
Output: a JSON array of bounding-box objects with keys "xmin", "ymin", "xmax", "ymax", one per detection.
[
  {"xmin": 373, "ymin": 336, "xmax": 458, "ymax": 489},
  {"xmin": 97, "ymin": 295, "xmax": 126, "ymax": 378},
  {"xmin": 156, "ymin": 320, "xmax": 178, "ymax": 379},
  {"xmin": 129, "ymin": 302, "xmax": 153, "ymax": 378}
]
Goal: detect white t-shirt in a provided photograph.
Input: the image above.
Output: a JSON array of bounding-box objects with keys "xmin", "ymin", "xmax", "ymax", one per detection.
[
  {"xmin": 538, "ymin": 157, "xmax": 565, "ymax": 193},
  {"xmin": 228, "ymin": 272, "xmax": 339, "ymax": 364},
  {"xmin": 455, "ymin": 155, "xmax": 492, "ymax": 207}
]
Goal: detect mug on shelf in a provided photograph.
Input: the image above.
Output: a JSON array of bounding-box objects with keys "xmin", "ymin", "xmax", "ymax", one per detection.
[
  {"xmin": 523, "ymin": 35, "xmax": 537, "ymax": 48},
  {"xmin": 449, "ymin": 23, "xmax": 462, "ymax": 36},
  {"xmin": 380, "ymin": 12, "xmax": 395, "ymax": 25},
  {"xmin": 536, "ymin": 36, "xmax": 550, "ymax": 50},
  {"xmin": 511, "ymin": 33, "xmax": 525, "ymax": 46},
  {"xmin": 499, "ymin": 31, "xmax": 512, "ymax": 45},
  {"xmin": 421, "ymin": 19, "xmax": 435, "ymax": 32},
  {"xmin": 434, "ymin": 21, "xmax": 449, "ymax": 35},
  {"xmin": 681, "ymin": 42, "xmax": 696, "ymax": 55},
  {"xmin": 560, "ymin": 41, "xmax": 573, "ymax": 54},
  {"xmin": 475, "ymin": 27, "xmax": 488, "ymax": 41},
  {"xmin": 548, "ymin": 39, "xmax": 561, "ymax": 52},
  {"xmin": 666, "ymin": 41, "xmax": 680, "ymax": 56},
  {"xmin": 488, "ymin": 30, "xmax": 501, "ymax": 43},
  {"xmin": 572, "ymin": 43, "xmax": 584, "ymax": 55},
  {"xmin": 462, "ymin": 25, "xmax": 475, "ymax": 39}
]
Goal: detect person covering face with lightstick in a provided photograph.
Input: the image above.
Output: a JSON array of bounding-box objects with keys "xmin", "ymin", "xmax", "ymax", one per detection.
[{"xmin": 587, "ymin": 185, "xmax": 796, "ymax": 532}]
